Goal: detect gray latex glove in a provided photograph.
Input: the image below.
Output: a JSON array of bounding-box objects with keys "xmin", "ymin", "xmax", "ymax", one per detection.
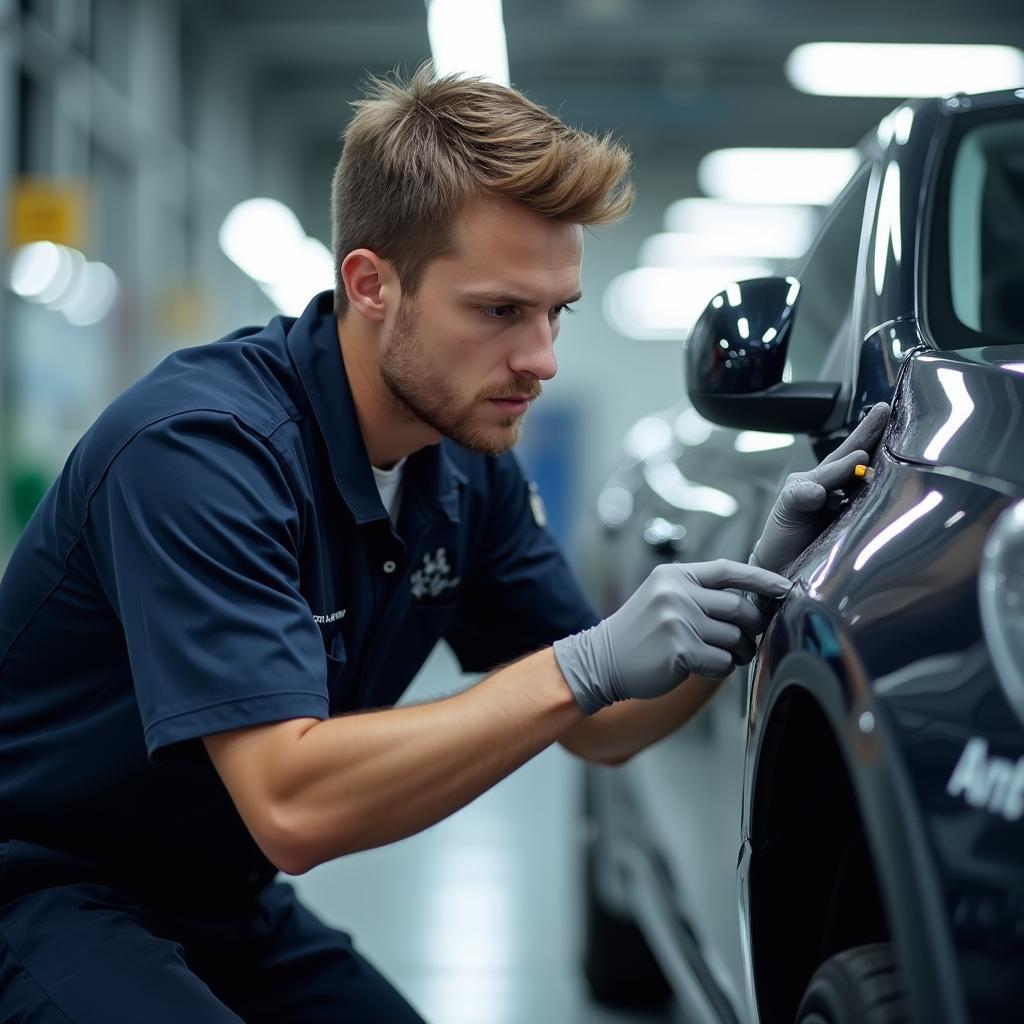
[
  {"xmin": 750, "ymin": 402, "xmax": 891, "ymax": 575},
  {"xmin": 552, "ymin": 559, "xmax": 793, "ymax": 714}
]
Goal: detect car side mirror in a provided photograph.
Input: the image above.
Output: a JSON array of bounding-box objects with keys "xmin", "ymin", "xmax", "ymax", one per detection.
[{"xmin": 685, "ymin": 276, "xmax": 840, "ymax": 432}]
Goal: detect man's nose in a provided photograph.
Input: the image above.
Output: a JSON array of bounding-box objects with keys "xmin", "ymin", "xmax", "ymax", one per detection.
[{"xmin": 509, "ymin": 318, "xmax": 558, "ymax": 381}]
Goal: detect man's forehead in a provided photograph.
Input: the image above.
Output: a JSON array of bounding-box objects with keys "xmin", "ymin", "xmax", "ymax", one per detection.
[{"xmin": 437, "ymin": 200, "xmax": 583, "ymax": 301}]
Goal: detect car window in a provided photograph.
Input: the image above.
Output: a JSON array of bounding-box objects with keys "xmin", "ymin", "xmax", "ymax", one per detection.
[
  {"xmin": 786, "ymin": 166, "xmax": 871, "ymax": 380},
  {"xmin": 948, "ymin": 118, "xmax": 1024, "ymax": 344}
]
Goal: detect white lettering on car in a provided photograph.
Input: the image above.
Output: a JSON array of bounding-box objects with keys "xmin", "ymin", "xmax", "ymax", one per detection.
[{"xmin": 946, "ymin": 736, "xmax": 1024, "ymax": 822}]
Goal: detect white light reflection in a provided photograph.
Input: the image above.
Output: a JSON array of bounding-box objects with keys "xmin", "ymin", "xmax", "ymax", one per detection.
[
  {"xmin": 734, "ymin": 431, "xmax": 795, "ymax": 453},
  {"xmin": 873, "ymin": 161, "xmax": 902, "ymax": 296},
  {"xmin": 785, "ymin": 277, "xmax": 800, "ymax": 306},
  {"xmin": 643, "ymin": 460, "xmax": 738, "ymax": 517},
  {"xmin": 762, "ymin": 326, "xmax": 778, "ymax": 344},
  {"xmin": 737, "ymin": 317, "xmax": 749, "ymax": 340},
  {"xmin": 1002, "ymin": 362, "xmax": 1024, "ymax": 375},
  {"xmin": 674, "ymin": 406, "xmax": 714, "ymax": 446},
  {"xmin": 10, "ymin": 241, "xmax": 62, "ymax": 298},
  {"xmin": 853, "ymin": 491, "xmax": 943, "ymax": 571},
  {"xmin": 944, "ymin": 510, "xmax": 967, "ymax": 529},
  {"xmin": 664, "ymin": 199, "xmax": 817, "ymax": 254},
  {"xmin": 808, "ymin": 539, "xmax": 843, "ymax": 598},
  {"xmin": 624, "ymin": 416, "xmax": 674, "ymax": 460},
  {"xmin": 923, "ymin": 368, "xmax": 974, "ymax": 461},
  {"xmin": 726, "ymin": 282, "xmax": 742, "ymax": 308}
]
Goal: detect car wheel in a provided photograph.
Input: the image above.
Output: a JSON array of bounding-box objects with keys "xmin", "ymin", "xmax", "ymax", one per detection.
[
  {"xmin": 582, "ymin": 846, "xmax": 671, "ymax": 1010},
  {"xmin": 795, "ymin": 943, "xmax": 907, "ymax": 1024}
]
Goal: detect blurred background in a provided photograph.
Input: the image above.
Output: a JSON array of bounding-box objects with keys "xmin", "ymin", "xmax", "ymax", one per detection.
[{"xmin": 1, "ymin": 1, "xmax": 1022, "ymax": 1021}]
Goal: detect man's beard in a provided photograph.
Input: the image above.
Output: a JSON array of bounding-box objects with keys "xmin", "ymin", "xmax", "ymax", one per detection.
[{"xmin": 379, "ymin": 298, "xmax": 542, "ymax": 456}]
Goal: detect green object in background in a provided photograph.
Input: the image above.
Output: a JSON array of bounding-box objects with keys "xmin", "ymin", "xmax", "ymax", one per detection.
[{"xmin": 9, "ymin": 463, "xmax": 51, "ymax": 534}]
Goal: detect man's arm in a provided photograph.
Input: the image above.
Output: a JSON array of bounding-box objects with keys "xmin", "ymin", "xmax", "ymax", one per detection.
[
  {"xmin": 557, "ymin": 673, "xmax": 722, "ymax": 766},
  {"xmin": 203, "ymin": 648, "xmax": 582, "ymax": 875}
]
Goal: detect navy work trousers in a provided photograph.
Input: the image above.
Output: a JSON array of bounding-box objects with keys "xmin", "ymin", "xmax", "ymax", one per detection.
[{"xmin": 0, "ymin": 842, "xmax": 426, "ymax": 1023}]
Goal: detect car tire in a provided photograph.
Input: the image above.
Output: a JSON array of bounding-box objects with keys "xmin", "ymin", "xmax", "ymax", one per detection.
[
  {"xmin": 795, "ymin": 943, "xmax": 908, "ymax": 1024},
  {"xmin": 582, "ymin": 847, "xmax": 672, "ymax": 1010}
]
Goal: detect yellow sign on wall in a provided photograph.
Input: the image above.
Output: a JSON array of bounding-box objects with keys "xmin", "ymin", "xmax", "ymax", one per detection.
[{"xmin": 9, "ymin": 179, "xmax": 88, "ymax": 250}]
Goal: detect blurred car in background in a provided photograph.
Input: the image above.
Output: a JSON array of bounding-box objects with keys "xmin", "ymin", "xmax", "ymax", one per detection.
[{"xmin": 581, "ymin": 88, "xmax": 1024, "ymax": 1024}]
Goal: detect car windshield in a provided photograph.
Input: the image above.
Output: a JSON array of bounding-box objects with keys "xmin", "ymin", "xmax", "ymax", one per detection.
[{"xmin": 941, "ymin": 113, "xmax": 1024, "ymax": 347}]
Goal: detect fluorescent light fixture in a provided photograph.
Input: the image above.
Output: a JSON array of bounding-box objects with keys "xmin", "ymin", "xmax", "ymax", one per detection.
[
  {"xmin": 218, "ymin": 198, "xmax": 306, "ymax": 284},
  {"xmin": 641, "ymin": 226, "xmax": 810, "ymax": 263},
  {"xmin": 787, "ymin": 42, "xmax": 1024, "ymax": 98},
  {"xmin": 62, "ymin": 262, "xmax": 118, "ymax": 326},
  {"xmin": 10, "ymin": 241, "xmax": 63, "ymax": 299},
  {"xmin": 8, "ymin": 241, "xmax": 118, "ymax": 325},
  {"xmin": 261, "ymin": 237, "xmax": 335, "ymax": 318},
  {"xmin": 698, "ymin": 148, "xmax": 860, "ymax": 205},
  {"xmin": 427, "ymin": 0, "xmax": 510, "ymax": 86},
  {"xmin": 603, "ymin": 264, "xmax": 771, "ymax": 340},
  {"xmin": 219, "ymin": 199, "xmax": 333, "ymax": 316}
]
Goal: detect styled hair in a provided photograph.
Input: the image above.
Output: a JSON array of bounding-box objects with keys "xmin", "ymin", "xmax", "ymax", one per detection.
[{"xmin": 330, "ymin": 62, "xmax": 634, "ymax": 313}]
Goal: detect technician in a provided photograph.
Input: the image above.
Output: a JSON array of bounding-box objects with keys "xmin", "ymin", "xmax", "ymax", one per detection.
[{"xmin": 0, "ymin": 65, "xmax": 889, "ymax": 1021}]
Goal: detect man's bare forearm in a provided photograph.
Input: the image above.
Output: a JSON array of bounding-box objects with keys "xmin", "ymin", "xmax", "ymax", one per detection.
[
  {"xmin": 558, "ymin": 674, "xmax": 723, "ymax": 765},
  {"xmin": 278, "ymin": 648, "xmax": 582, "ymax": 870}
]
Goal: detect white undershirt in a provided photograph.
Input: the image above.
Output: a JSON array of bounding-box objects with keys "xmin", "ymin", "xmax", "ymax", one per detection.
[{"xmin": 371, "ymin": 457, "xmax": 408, "ymax": 523}]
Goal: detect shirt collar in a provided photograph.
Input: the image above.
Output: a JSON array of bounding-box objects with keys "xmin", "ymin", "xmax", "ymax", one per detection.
[{"xmin": 286, "ymin": 291, "xmax": 467, "ymax": 526}]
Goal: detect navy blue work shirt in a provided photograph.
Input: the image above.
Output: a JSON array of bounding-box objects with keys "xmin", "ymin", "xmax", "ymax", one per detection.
[{"xmin": 0, "ymin": 291, "xmax": 598, "ymax": 905}]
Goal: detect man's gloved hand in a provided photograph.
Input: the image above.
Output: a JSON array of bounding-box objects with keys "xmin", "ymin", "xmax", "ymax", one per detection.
[
  {"xmin": 749, "ymin": 402, "xmax": 891, "ymax": 576},
  {"xmin": 552, "ymin": 559, "xmax": 793, "ymax": 714}
]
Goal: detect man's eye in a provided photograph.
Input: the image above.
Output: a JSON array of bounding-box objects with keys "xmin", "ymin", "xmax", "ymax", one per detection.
[
  {"xmin": 482, "ymin": 305, "xmax": 514, "ymax": 319},
  {"xmin": 551, "ymin": 303, "xmax": 577, "ymax": 319}
]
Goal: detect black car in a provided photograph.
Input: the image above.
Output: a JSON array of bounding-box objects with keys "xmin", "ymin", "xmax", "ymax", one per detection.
[{"xmin": 583, "ymin": 88, "xmax": 1024, "ymax": 1024}]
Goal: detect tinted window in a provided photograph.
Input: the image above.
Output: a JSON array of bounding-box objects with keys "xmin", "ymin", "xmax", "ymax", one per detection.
[{"xmin": 929, "ymin": 109, "xmax": 1024, "ymax": 349}]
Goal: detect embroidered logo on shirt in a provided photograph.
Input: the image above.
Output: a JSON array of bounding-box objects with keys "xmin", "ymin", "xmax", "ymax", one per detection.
[
  {"xmin": 313, "ymin": 609, "xmax": 347, "ymax": 624},
  {"xmin": 410, "ymin": 547, "xmax": 461, "ymax": 600}
]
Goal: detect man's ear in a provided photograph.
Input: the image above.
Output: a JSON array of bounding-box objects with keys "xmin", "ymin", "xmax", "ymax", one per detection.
[{"xmin": 340, "ymin": 249, "xmax": 397, "ymax": 323}]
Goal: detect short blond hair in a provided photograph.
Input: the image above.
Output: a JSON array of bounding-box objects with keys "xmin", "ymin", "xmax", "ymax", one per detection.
[{"xmin": 331, "ymin": 63, "xmax": 634, "ymax": 313}]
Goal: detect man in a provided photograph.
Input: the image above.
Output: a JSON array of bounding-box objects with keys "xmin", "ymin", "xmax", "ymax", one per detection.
[{"xmin": 0, "ymin": 66, "xmax": 888, "ymax": 1021}]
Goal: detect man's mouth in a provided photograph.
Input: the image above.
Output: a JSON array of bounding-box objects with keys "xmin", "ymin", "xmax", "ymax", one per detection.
[{"xmin": 487, "ymin": 396, "xmax": 533, "ymax": 416}]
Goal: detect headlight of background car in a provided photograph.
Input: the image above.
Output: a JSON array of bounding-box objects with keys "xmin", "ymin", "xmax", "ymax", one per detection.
[{"xmin": 980, "ymin": 499, "xmax": 1024, "ymax": 727}]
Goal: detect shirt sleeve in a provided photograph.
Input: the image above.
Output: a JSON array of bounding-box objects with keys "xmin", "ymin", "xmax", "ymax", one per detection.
[
  {"xmin": 84, "ymin": 412, "xmax": 330, "ymax": 764},
  {"xmin": 445, "ymin": 452, "xmax": 600, "ymax": 673}
]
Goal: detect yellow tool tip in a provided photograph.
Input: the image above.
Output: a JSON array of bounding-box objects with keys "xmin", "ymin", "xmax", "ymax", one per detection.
[{"xmin": 854, "ymin": 464, "xmax": 874, "ymax": 480}]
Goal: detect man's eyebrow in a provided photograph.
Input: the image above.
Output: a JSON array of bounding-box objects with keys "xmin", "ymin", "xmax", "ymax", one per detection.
[{"xmin": 460, "ymin": 290, "xmax": 583, "ymax": 306}]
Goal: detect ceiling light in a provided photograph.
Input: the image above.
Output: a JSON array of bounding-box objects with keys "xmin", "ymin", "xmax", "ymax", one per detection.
[
  {"xmin": 787, "ymin": 42, "xmax": 1024, "ymax": 98},
  {"xmin": 427, "ymin": 0, "xmax": 510, "ymax": 86},
  {"xmin": 218, "ymin": 198, "xmax": 306, "ymax": 284},
  {"xmin": 698, "ymin": 148, "xmax": 860, "ymax": 205},
  {"xmin": 665, "ymin": 198, "xmax": 817, "ymax": 243},
  {"xmin": 603, "ymin": 264, "xmax": 772, "ymax": 340},
  {"xmin": 641, "ymin": 228, "xmax": 810, "ymax": 264},
  {"xmin": 62, "ymin": 262, "xmax": 118, "ymax": 326}
]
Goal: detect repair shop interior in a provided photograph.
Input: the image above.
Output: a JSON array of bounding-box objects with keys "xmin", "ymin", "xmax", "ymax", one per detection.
[{"xmin": 1, "ymin": 1, "xmax": 1022, "ymax": 1023}]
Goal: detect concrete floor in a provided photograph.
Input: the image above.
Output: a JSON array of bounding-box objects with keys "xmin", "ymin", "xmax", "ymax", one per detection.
[{"xmin": 292, "ymin": 642, "xmax": 679, "ymax": 1024}]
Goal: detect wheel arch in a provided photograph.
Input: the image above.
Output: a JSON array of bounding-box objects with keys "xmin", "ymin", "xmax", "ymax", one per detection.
[{"xmin": 743, "ymin": 656, "xmax": 966, "ymax": 1024}]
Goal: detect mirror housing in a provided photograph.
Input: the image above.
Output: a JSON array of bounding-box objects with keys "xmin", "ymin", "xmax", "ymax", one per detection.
[{"xmin": 685, "ymin": 276, "xmax": 840, "ymax": 432}]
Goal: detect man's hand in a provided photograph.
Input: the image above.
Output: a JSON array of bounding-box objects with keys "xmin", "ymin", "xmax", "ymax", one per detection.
[
  {"xmin": 552, "ymin": 559, "xmax": 793, "ymax": 714},
  {"xmin": 750, "ymin": 402, "xmax": 891, "ymax": 575}
]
